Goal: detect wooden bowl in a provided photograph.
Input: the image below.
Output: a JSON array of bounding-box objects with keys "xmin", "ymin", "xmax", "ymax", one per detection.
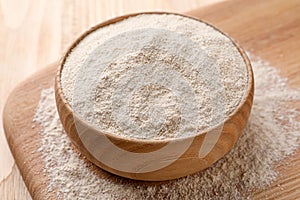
[{"xmin": 55, "ymin": 12, "xmax": 254, "ymax": 181}]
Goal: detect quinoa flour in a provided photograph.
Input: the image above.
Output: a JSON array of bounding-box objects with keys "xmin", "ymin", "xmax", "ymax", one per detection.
[{"xmin": 34, "ymin": 54, "xmax": 300, "ymax": 199}]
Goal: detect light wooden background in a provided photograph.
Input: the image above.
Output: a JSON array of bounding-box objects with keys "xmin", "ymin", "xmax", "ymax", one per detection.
[{"xmin": 0, "ymin": 0, "xmax": 223, "ymax": 199}]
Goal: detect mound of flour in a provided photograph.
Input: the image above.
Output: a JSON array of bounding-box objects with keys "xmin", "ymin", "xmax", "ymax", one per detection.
[{"xmin": 60, "ymin": 14, "xmax": 248, "ymax": 139}]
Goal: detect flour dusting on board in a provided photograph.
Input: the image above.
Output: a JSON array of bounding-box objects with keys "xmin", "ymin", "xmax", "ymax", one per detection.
[{"xmin": 33, "ymin": 55, "xmax": 300, "ymax": 199}]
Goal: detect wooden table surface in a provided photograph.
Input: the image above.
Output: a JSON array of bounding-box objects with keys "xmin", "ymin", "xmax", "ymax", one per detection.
[{"xmin": 0, "ymin": 1, "xmax": 222, "ymax": 199}]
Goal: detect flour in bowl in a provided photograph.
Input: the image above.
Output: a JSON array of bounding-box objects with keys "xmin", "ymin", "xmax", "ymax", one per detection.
[{"xmin": 60, "ymin": 14, "xmax": 248, "ymax": 140}]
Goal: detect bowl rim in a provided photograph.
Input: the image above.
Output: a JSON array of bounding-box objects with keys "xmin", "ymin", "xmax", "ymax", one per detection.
[{"xmin": 55, "ymin": 11, "xmax": 254, "ymax": 144}]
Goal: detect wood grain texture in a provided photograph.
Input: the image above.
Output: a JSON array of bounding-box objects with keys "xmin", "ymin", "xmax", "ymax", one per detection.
[
  {"xmin": 0, "ymin": 164, "xmax": 31, "ymax": 200},
  {"xmin": 3, "ymin": 64, "xmax": 58, "ymax": 200},
  {"xmin": 54, "ymin": 11, "xmax": 254, "ymax": 181},
  {"xmin": 2, "ymin": 0, "xmax": 300, "ymax": 199}
]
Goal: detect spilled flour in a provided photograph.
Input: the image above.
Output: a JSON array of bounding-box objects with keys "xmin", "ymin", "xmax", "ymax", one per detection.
[{"xmin": 33, "ymin": 54, "xmax": 300, "ymax": 199}]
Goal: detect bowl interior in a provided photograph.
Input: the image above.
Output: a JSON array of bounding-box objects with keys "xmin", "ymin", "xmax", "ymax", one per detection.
[{"xmin": 56, "ymin": 11, "xmax": 254, "ymax": 144}]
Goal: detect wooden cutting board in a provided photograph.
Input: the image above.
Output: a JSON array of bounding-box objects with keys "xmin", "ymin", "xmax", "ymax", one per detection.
[{"xmin": 3, "ymin": 0, "xmax": 300, "ymax": 199}]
